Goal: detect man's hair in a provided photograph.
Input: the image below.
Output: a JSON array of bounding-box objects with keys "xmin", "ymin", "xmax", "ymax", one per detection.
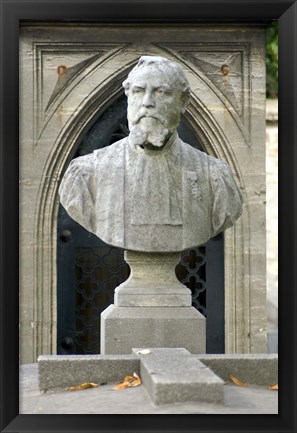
[{"xmin": 122, "ymin": 56, "xmax": 190, "ymax": 97}]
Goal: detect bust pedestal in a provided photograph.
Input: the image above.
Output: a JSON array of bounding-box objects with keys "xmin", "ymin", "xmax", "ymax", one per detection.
[{"xmin": 101, "ymin": 251, "xmax": 206, "ymax": 354}]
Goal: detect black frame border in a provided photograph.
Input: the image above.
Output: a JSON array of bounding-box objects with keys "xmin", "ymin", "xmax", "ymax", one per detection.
[{"xmin": 1, "ymin": 0, "xmax": 296, "ymax": 432}]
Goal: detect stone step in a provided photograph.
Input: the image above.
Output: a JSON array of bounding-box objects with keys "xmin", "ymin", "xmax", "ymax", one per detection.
[{"xmin": 134, "ymin": 348, "xmax": 224, "ymax": 405}]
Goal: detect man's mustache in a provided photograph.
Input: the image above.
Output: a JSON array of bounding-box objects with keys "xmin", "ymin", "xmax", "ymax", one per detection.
[{"xmin": 135, "ymin": 112, "xmax": 166, "ymax": 125}]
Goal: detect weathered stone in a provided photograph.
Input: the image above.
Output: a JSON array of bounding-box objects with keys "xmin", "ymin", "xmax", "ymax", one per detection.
[
  {"xmin": 59, "ymin": 56, "xmax": 243, "ymax": 252},
  {"xmin": 38, "ymin": 354, "xmax": 140, "ymax": 391},
  {"xmin": 133, "ymin": 348, "xmax": 224, "ymax": 405},
  {"xmin": 115, "ymin": 251, "xmax": 192, "ymax": 307},
  {"xmin": 37, "ymin": 352, "xmax": 278, "ymax": 393},
  {"xmin": 58, "ymin": 55, "xmax": 245, "ymax": 354},
  {"xmin": 22, "ymin": 363, "xmax": 278, "ymax": 414},
  {"xmin": 101, "ymin": 305, "xmax": 206, "ymax": 354},
  {"xmin": 19, "ymin": 25, "xmax": 267, "ymax": 363},
  {"xmin": 196, "ymin": 354, "xmax": 278, "ymax": 386}
]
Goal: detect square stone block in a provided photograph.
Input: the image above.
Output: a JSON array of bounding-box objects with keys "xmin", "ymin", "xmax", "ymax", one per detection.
[{"xmin": 101, "ymin": 305, "xmax": 205, "ymax": 354}]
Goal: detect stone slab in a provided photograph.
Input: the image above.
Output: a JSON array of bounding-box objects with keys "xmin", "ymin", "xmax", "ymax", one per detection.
[
  {"xmin": 133, "ymin": 348, "xmax": 224, "ymax": 405},
  {"xmin": 101, "ymin": 305, "xmax": 206, "ymax": 354},
  {"xmin": 38, "ymin": 355, "xmax": 140, "ymax": 391},
  {"xmin": 37, "ymin": 353, "xmax": 278, "ymax": 392},
  {"xmin": 21, "ymin": 363, "xmax": 278, "ymax": 414},
  {"xmin": 196, "ymin": 354, "xmax": 278, "ymax": 386}
]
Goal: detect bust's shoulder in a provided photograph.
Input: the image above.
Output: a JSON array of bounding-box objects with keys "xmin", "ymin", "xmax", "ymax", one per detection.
[
  {"xmin": 207, "ymin": 154, "xmax": 232, "ymax": 177},
  {"xmin": 178, "ymin": 139, "xmax": 233, "ymax": 179},
  {"xmin": 179, "ymin": 139, "xmax": 212, "ymax": 168},
  {"xmin": 64, "ymin": 152, "xmax": 95, "ymax": 178},
  {"xmin": 180, "ymin": 141, "xmax": 226, "ymax": 166},
  {"xmin": 68, "ymin": 138, "xmax": 127, "ymax": 174}
]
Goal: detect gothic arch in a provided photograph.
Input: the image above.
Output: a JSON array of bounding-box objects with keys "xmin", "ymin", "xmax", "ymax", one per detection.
[{"xmin": 33, "ymin": 46, "xmax": 251, "ymax": 357}]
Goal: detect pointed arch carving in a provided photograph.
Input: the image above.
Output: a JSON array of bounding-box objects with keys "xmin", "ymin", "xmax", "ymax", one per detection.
[{"xmin": 33, "ymin": 45, "xmax": 252, "ymax": 357}]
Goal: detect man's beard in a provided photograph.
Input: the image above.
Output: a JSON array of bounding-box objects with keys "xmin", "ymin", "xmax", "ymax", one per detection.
[{"xmin": 129, "ymin": 117, "xmax": 174, "ymax": 149}]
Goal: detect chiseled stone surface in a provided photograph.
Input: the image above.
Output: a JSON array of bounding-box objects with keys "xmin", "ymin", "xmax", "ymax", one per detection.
[
  {"xmin": 21, "ymin": 363, "xmax": 278, "ymax": 414},
  {"xmin": 133, "ymin": 348, "xmax": 224, "ymax": 405},
  {"xmin": 59, "ymin": 55, "xmax": 242, "ymax": 356},
  {"xmin": 37, "ymin": 352, "xmax": 278, "ymax": 394},
  {"xmin": 38, "ymin": 354, "xmax": 140, "ymax": 391},
  {"xmin": 196, "ymin": 354, "xmax": 278, "ymax": 386},
  {"xmin": 19, "ymin": 25, "xmax": 267, "ymax": 363},
  {"xmin": 101, "ymin": 305, "xmax": 206, "ymax": 354},
  {"xmin": 59, "ymin": 56, "xmax": 243, "ymax": 252},
  {"xmin": 115, "ymin": 251, "xmax": 192, "ymax": 307}
]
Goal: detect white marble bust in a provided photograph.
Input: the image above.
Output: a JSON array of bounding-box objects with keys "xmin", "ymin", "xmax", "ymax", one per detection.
[{"xmin": 59, "ymin": 56, "xmax": 243, "ymax": 252}]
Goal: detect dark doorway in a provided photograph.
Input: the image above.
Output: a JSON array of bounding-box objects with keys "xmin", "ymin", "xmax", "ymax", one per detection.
[{"xmin": 57, "ymin": 93, "xmax": 224, "ymax": 355}]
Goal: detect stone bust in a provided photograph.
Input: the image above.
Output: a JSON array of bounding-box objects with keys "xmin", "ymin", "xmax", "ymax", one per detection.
[{"xmin": 59, "ymin": 55, "xmax": 243, "ymax": 252}]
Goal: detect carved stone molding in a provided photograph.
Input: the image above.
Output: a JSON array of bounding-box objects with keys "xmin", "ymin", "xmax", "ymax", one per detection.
[
  {"xmin": 20, "ymin": 26, "xmax": 267, "ymax": 362},
  {"xmin": 32, "ymin": 43, "xmax": 127, "ymax": 144},
  {"xmin": 157, "ymin": 43, "xmax": 251, "ymax": 146},
  {"xmin": 33, "ymin": 47, "xmax": 255, "ymax": 358}
]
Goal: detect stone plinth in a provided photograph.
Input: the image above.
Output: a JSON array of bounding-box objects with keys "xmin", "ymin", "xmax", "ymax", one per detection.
[
  {"xmin": 101, "ymin": 305, "xmax": 205, "ymax": 354},
  {"xmin": 115, "ymin": 251, "xmax": 192, "ymax": 306},
  {"xmin": 101, "ymin": 251, "xmax": 205, "ymax": 354}
]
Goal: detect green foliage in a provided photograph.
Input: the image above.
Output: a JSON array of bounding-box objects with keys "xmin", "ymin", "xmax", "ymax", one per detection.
[{"xmin": 266, "ymin": 21, "xmax": 278, "ymax": 98}]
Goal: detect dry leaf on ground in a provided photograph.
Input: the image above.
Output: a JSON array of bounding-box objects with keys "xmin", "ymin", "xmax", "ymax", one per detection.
[
  {"xmin": 229, "ymin": 374, "xmax": 248, "ymax": 387},
  {"xmin": 112, "ymin": 372, "xmax": 142, "ymax": 390},
  {"xmin": 267, "ymin": 384, "xmax": 278, "ymax": 390},
  {"xmin": 66, "ymin": 382, "xmax": 99, "ymax": 391}
]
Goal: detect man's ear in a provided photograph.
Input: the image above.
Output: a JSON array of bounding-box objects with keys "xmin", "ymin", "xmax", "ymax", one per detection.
[{"xmin": 180, "ymin": 91, "xmax": 190, "ymax": 113}]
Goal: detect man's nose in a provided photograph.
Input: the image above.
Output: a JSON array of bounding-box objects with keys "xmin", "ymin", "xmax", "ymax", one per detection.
[{"xmin": 142, "ymin": 91, "xmax": 155, "ymax": 108}]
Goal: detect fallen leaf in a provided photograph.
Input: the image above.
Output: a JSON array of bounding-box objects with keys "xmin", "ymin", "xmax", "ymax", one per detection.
[
  {"xmin": 130, "ymin": 372, "xmax": 142, "ymax": 387},
  {"xmin": 229, "ymin": 374, "xmax": 248, "ymax": 387},
  {"xmin": 112, "ymin": 372, "xmax": 142, "ymax": 390},
  {"xmin": 112, "ymin": 382, "xmax": 130, "ymax": 390},
  {"xmin": 267, "ymin": 384, "xmax": 278, "ymax": 390},
  {"xmin": 66, "ymin": 382, "xmax": 99, "ymax": 391},
  {"xmin": 136, "ymin": 349, "xmax": 151, "ymax": 355}
]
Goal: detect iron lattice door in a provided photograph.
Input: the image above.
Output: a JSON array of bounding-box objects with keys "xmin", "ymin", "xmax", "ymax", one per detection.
[{"xmin": 57, "ymin": 94, "xmax": 224, "ymax": 354}]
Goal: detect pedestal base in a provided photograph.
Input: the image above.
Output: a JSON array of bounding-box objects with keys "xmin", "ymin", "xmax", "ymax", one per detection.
[
  {"xmin": 115, "ymin": 251, "xmax": 192, "ymax": 307},
  {"xmin": 101, "ymin": 305, "xmax": 206, "ymax": 354}
]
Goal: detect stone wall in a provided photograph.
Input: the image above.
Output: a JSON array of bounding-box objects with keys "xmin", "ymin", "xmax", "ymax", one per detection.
[{"xmin": 19, "ymin": 23, "xmax": 267, "ymax": 363}]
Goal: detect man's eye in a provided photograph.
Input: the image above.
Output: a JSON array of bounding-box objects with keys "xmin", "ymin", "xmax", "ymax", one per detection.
[
  {"xmin": 156, "ymin": 88, "xmax": 170, "ymax": 96},
  {"xmin": 133, "ymin": 88, "xmax": 143, "ymax": 94}
]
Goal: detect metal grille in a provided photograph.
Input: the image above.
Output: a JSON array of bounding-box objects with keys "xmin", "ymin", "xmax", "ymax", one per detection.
[
  {"xmin": 176, "ymin": 247, "xmax": 207, "ymax": 316},
  {"xmin": 74, "ymin": 247, "xmax": 130, "ymax": 354}
]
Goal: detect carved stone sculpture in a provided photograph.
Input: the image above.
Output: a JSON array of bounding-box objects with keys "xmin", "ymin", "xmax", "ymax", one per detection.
[
  {"xmin": 59, "ymin": 55, "xmax": 243, "ymax": 252},
  {"xmin": 59, "ymin": 55, "xmax": 244, "ymax": 354}
]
